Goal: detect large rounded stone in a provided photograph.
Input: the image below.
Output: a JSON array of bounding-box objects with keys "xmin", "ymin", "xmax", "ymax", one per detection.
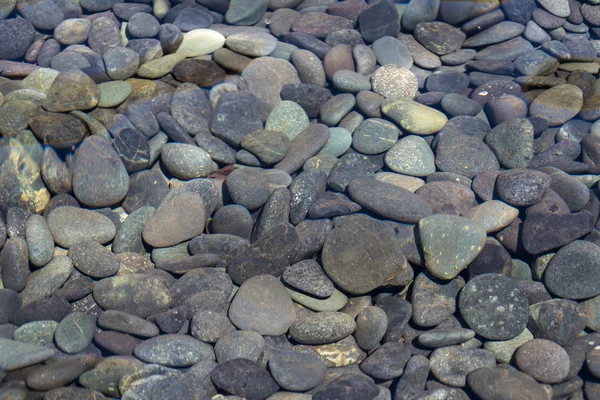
[
  {"xmin": 0, "ymin": 17, "xmax": 35, "ymax": 60},
  {"xmin": 43, "ymin": 71, "xmax": 100, "ymax": 112},
  {"xmin": 322, "ymin": 215, "xmax": 404, "ymax": 295},
  {"xmin": 228, "ymin": 275, "xmax": 297, "ymax": 336},
  {"xmin": 72, "ymin": 136, "xmax": 129, "ymax": 208},
  {"xmin": 529, "ymin": 84, "xmax": 583, "ymax": 126},
  {"xmin": 142, "ymin": 191, "xmax": 206, "ymax": 248},
  {"xmin": 419, "ymin": 214, "xmax": 487, "ymax": 280},
  {"xmin": 47, "ymin": 206, "xmax": 116, "ymax": 248},
  {"xmin": 93, "ymin": 274, "xmax": 171, "ymax": 318}
]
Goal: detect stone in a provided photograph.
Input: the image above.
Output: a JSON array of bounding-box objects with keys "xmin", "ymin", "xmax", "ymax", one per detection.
[
  {"xmin": 467, "ymin": 366, "xmax": 550, "ymax": 400},
  {"xmin": 97, "ymin": 81, "xmax": 132, "ymax": 108},
  {"xmin": 382, "ymin": 99, "xmax": 447, "ymax": 135},
  {"xmin": 350, "ymin": 176, "xmax": 433, "ymax": 222},
  {"xmin": 269, "ymin": 350, "xmax": 327, "ymax": 391},
  {"xmin": 240, "ymin": 57, "xmax": 300, "ymax": 120},
  {"xmin": 19, "ymin": 256, "xmax": 73, "ymax": 307},
  {"xmin": 0, "ymin": 338, "xmax": 55, "ymax": 371},
  {"xmin": 430, "ymin": 346, "xmax": 496, "ymax": 387},
  {"xmin": 415, "ymin": 181, "xmax": 477, "ymax": 216},
  {"xmin": 72, "ymin": 136, "xmax": 129, "ymax": 207},
  {"xmin": 321, "ymin": 215, "xmax": 406, "ymax": 295},
  {"xmin": 160, "ymin": 143, "xmax": 215, "ymax": 179},
  {"xmin": 265, "ymin": 100, "xmax": 310, "ymax": 141},
  {"xmin": 459, "ymin": 273, "xmax": 529, "ymax": 340},
  {"xmin": 539, "ymin": 0, "xmax": 570, "ymax": 17},
  {"xmin": 372, "ymin": 36, "xmax": 413, "ymax": 68},
  {"xmin": 515, "ymin": 339, "xmax": 570, "ymax": 383},
  {"xmin": 414, "ymin": 21, "xmax": 466, "ymax": 55},
  {"xmin": 484, "ymin": 328, "xmax": 534, "ymax": 364},
  {"xmin": 435, "ymin": 133, "xmax": 500, "ymax": 179},
  {"xmin": 127, "ymin": 12, "xmax": 159, "ymax": 38},
  {"xmin": 43, "ymin": 70, "xmax": 100, "ymax": 112},
  {"xmin": 54, "ymin": 18, "xmax": 91, "ymax": 45},
  {"xmin": 313, "ymin": 374, "xmax": 379, "ymax": 400},
  {"xmin": 530, "ymin": 84, "xmax": 583, "ymax": 126},
  {"xmin": 211, "ymin": 358, "xmax": 279, "ymax": 399},
  {"xmin": 290, "ymin": 311, "xmax": 356, "ymax": 345},
  {"xmin": 134, "ymin": 334, "xmax": 213, "ymax": 367},
  {"xmin": 137, "ymin": 54, "xmax": 186, "ymax": 79},
  {"xmin": 544, "ymin": 240, "xmax": 600, "ymax": 300},
  {"xmin": 385, "ymin": 135, "xmax": 436, "ymax": 177},
  {"xmin": 142, "ymin": 191, "xmax": 206, "ymax": 248},
  {"xmin": 353, "ymin": 118, "xmax": 399, "ymax": 155},
  {"xmin": 418, "ymin": 328, "xmax": 476, "ymax": 348},
  {"xmin": 24, "ymin": 214, "xmax": 54, "ymax": 267},
  {"xmin": 496, "ymin": 169, "xmax": 551, "ymax": 207},
  {"xmin": 54, "ymin": 312, "xmax": 95, "ymax": 354},
  {"xmin": 173, "ymin": 59, "xmax": 225, "ymax": 87},
  {"xmin": 228, "ymin": 275, "xmax": 296, "ymax": 336},
  {"xmin": 371, "ymin": 65, "xmax": 418, "ymax": 100},
  {"xmin": 0, "ymin": 17, "xmax": 35, "ymax": 61},
  {"xmin": 29, "ymin": 111, "xmax": 87, "ymax": 149},
  {"xmin": 485, "ymin": 118, "xmax": 534, "ymax": 169},
  {"xmin": 47, "ymin": 206, "xmax": 115, "ymax": 248},
  {"xmin": 358, "ymin": 0, "xmax": 400, "ymax": 42},
  {"xmin": 464, "ymin": 200, "xmax": 519, "ymax": 233},
  {"xmin": 103, "ymin": 48, "xmax": 139, "ymax": 81},
  {"xmin": 354, "ymin": 306, "xmax": 388, "ymax": 351},
  {"xmin": 274, "ymin": 124, "xmax": 330, "ymax": 175}
]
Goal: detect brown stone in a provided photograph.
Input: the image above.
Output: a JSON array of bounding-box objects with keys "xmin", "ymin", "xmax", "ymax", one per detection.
[{"xmin": 173, "ymin": 59, "xmax": 226, "ymax": 88}]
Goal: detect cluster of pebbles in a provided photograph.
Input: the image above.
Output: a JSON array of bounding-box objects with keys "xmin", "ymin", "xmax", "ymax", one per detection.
[{"xmin": 3, "ymin": 0, "xmax": 600, "ymax": 399}]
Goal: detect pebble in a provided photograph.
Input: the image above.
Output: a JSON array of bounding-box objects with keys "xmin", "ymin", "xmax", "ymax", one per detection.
[
  {"xmin": 382, "ymin": 99, "xmax": 448, "ymax": 135},
  {"xmin": 414, "ymin": 21, "xmax": 466, "ymax": 55},
  {"xmin": 215, "ymin": 330, "xmax": 264, "ymax": 364},
  {"xmin": 24, "ymin": 214, "xmax": 54, "ymax": 267},
  {"xmin": 228, "ymin": 275, "xmax": 296, "ymax": 336},
  {"xmin": 430, "ymin": 346, "xmax": 496, "ymax": 387},
  {"xmin": 69, "ymin": 240, "xmax": 120, "ymax": 278},
  {"xmin": 530, "ymin": 84, "xmax": 584, "ymax": 125},
  {"xmin": 519, "ymin": 340, "xmax": 571, "ymax": 381},
  {"xmin": 142, "ymin": 191, "xmax": 206, "ymax": 248},
  {"xmin": 290, "ymin": 311, "xmax": 356, "ymax": 345},
  {"xmin": 0, "ymin": 338, "xmax": 55, "ymax": 371},
  {"xmin": 265, "ymin": 100, "xmax": 310, "ymax": 141},
  {"xmin": 211, "ymin": 358, "xmax": 279, "ymax": 399},
  {"xmin": 544, "ymin": 240, "xmax": 600, "ymax": 299},
  {"xmin": 54, "ymin": 312, "xmax": 96, "ymax": 354},
  {"xmin": 19, "ymin": 255, "xmax": 73, "ymax": 306},
  {"xmin": 459, "ymin": 273, "xmax": 529, "ymax": 340},
  {"xmin": 468, "ymin": 367, "xmax": 550, "ymax": 399},
  {"xmin": 269, "ymin": 350, "xmax": 327, "ymax": 391},
  {"xmin": 43, "ymin": 70, "xmax": 100, "ymax": 112},
  {"xmin": 47, "ymin": 206, "xmax": 116, "ymax": 248},
  {"xmin": 484, "ymin": 328, "xmax": 534, "ymax": 364},
  {"xmin": 419, "ymin": 214, "xmax": 486, "ymax": 279},
  {"xmin": 13, "ymin": 320, "xmax": 58, "ymax": 346},
  {"xmin": 384, "ymin": 135, "xmax": 436, "ymax": 177},
  {"xmin": 175, "ymin": 28, "xmax": 225, "ymax": 57},
  {"xmin": 134, "ymin": 334, "xmax": 214, "ymax": 367},
  {"xmin": 0, "ymin": 17, "xmax": 35, "ymax": 61},
  {"xmin": 93, "ymin": 274, "xmax": 171, "ymax": 318},
  {"xmin": 371, "ymin": 65, "xmax": 418, "ymax": 100}
]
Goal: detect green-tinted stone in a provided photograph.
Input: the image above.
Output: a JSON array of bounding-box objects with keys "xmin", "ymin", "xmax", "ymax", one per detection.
[
  {"xmin": 382, "ymin": 99, "xmax": 447, "ymax": 135},
  {"xmin": 385, "ymin": 135, "xmax": 435, "ymax": 177},
  {"xmin": 484, "ymin": 328, "xmax": 534, "ymax": 363},
  {"xmin": 240, "ymin": 130, "xmax": 291, "ymax": 164},
  {"xmin": 287, "ymin": 287, "xmax": 348, "ymax": 312},
  {"xmin": 136, "ymin": 54, "xmax": 185, "ymax": 79},
  {"xmin": 419, "ymin": 214, "xmax": 487, "ymax": 280},
  {"xmin": 265, "ymin": 100, "xmax": 310, "ymax": 141},
  {"xmin": 304, "ymin": 153, "xmax": 338, "ymax": 176},
  {"xmin": 13, "ymin": 321, "xmax": 59, "ymax": 346},
  {"xmin": 79, "ymin": 356, "xmax": 144, "ymax": 397},
  {"xmin": 21, "ymin": 68, "xmax": 59, "ymax": 94},
  {"xmin": 98, "ymin": 81, "xmax": 132, "ymax": 108},
  {"xmin": 321, "ymin": 127, "xmax": 352, "ymax": 158}
]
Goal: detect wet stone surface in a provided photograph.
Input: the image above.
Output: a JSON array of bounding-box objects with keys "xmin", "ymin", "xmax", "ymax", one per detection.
[{"xmin": 0, "ymin": 0, "xmax": 599, "ymax": 398}]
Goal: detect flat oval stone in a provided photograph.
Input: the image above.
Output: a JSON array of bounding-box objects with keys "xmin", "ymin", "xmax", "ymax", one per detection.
[
  {"xmin": 134, "ymin": 334, "xmax": 214, "ymax": 367},
  {"xmin": 435, "ymin": 133, "xmax": 500, "ymax": 178},
  {"xmin": 47, "ymin": 206, "xmax": 116, "ymax": 248},
  {"xmin": 419, "ymin": 214, "xmax": 487, "ymax": 280},
  {"xmin": 360, "ymin": 342, "xmax": 411, "ymax": 380},
  {"xmin": 459, "ymin": 273, "xmax": 529, "ymax": 340},
  {"xmin": 348, "ymin": 177, "xmax": 433, "ymax": 224},
  {"xmin": 211, "ymin": 358, "xmax": 279, "ymax": 399},
  {"xmin": 529, "ymin": 84, "xmax": 583, "ymax": 126},
  {"xmin": 72, "ymin": 135, "xmax": 129, "ymax": 207},
  {"xmin": 371, "ymin": 65, "xmax": 419, "ymax": 100},
  {"xmin": 430, "ymin": 346, "xmax": 496, "ymax": 387},
  {"xmin": 282, "ymin": 259, "xmax": 334, "ymax": 298},
  {"xmin": 290, "ymin": 311, "xmax": 356, "ymax": 345},
  {"xmin": 97, "ymin": 81, "xmax": 132, "ymax": 108},
  {"xmin": 468, "ymin": 366, "xmax": 549, "ymax": 400},
  {"xmin": 54, "ymin": 312, "xmax": 95, "ymax": 354},
  {"xmin": 544, "ymin": 240, "xmax": 600, "ymax": 300},
  {"xmin": 514, "ymin": 339, "xmax": 570, "ymax": 383},
  {"xmin": 24, "ymin": 214, "xmax": 54, "ymax": 267},
  {"xmin": 43, "ymin": 70, "xmax": 100, "ymax": 112},
  {"xmin": 142, "ymin": 191, "xmax": 206, "ymax": 248},
  {"xmin": 269, "ymin": 350, "xmax": 327, "ymax": 392},
  {"xmin": 93, "ymin": 274, "xmax": 171, "ymax": 318},
  {"xmin": 0, "ymin": 338, "xmax": 55, "ymax": 371},
  {"xmin": 382, "ymin": 99, "xmax": 447, "ymax": 135},
  {"xmin": 358, "ymin": 0, "xmax": 400, "ymax": 42},
  {"xmin": 137, "ymin": 54, "xmax": 186, "ymax": 79},
  {"xmin": 161, "ymin": 143, "xmax": 215, "ymax": 179},
  {"xmin": 13, "ymin": 320, "xmax": 58, "ymax": 346},
  {"xmin": 226, "ymin": 31, "xmax": 277, "ymax": 57},
  {"xmin": 241, "ymin": 130, "xmax": 291, "ymax": 164},
  {"xmin": 414, "ymin": 21, "xmax": 466, "ymax": 55},
  {"xmin": 228, "ymin": 275, "xmax": 296, "ymax": 336},
  {"xmin": 0, "ymin": 17, "xmax": 35, "ymax": 61},
  {"xmin": 495, "ymin": 169, "xmax": 551, "ymax": 206},
  {"xmin": 322, "ymin": 214, "xmax": 405, "ymax": 295},
  {"xmin": 385, "ymin": 135, "xmax": 436, "ymax": 177},
  {"xmin": 19, "ymin": 256, "xmax": 73, "ymax": 307},
  {"xmin": 68, "ymin": 240, "xmax": 120, "ymax": 279},
  {"xmin": 176, "ymin": 28, "xmax": 225, "ymax": 57},
  {"xmin": 464, "ymin": 200, "xmax": 519, "ymax": 233},
  {"xmin": 418, "ymin": 328, "xmax": 476, "ymax": 348},
  {"xmin": 265, "ymin": 100, "xmax": 310, "ymax": 141},
  {"xmin": 240, "ymin": 57, "xmax": 300, "ymax": 120}
]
